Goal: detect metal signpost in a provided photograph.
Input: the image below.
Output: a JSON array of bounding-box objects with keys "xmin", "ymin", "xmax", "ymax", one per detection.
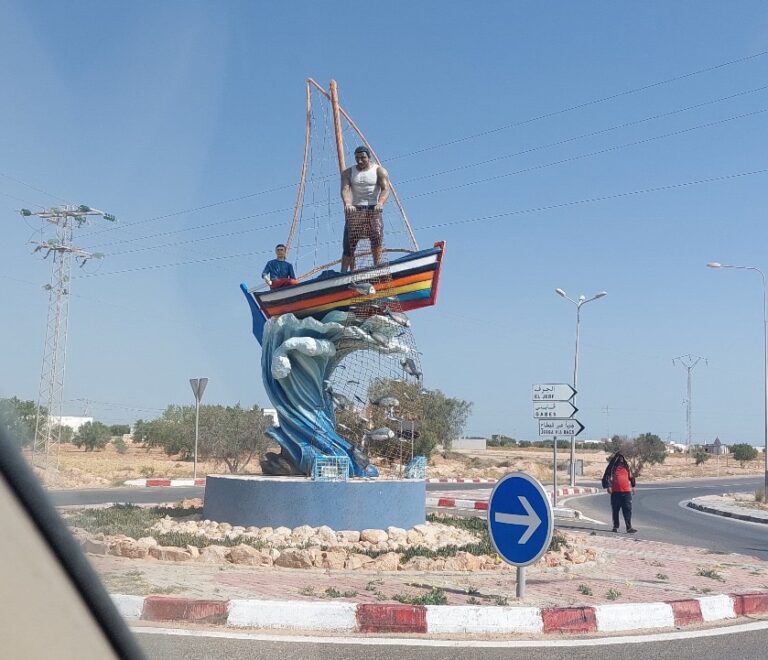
[
  {"xmin": 487, "ymin": 473, "xmax": 553, "ymax": 599},
  {"xmin": 532, "ymin": 384, "xmax": 582, "ymax": 506},
  {"xmin": 189, "ymin": 378, "xmax": 209, "ymax": 480}
]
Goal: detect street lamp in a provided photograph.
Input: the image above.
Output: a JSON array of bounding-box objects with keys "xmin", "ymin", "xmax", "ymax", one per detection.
[
  {"xmin": 706, "ymin": 262, "xmax": 768, "ymax": 495},
  {"xmin": 555, "ymin": 288, "xmax": 608, "ymax": 486}
]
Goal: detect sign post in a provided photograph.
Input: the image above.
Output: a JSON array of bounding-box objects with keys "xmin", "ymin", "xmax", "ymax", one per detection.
[
  {"xmin": 189, "ymin": 378, "xmax": 209, "ymax": 479},
  {"xmin": 532, "ymin": 383, "xmax": 583, "ymax": 505},
  {"xmin": 487, "ymin": 472, "xmax": 553, "ymax": 599}
]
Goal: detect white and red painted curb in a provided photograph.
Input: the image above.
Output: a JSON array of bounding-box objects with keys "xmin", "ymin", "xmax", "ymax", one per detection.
[
  {"xmin": 124, "ymin": 478, "xmax": 207, "ymax": 488},
  {"xmin": 425, "ymin": 478, "xmax": 498, "ymax": 484},
  {"xmin": 112, "ymin": 592, "xmax": 768, "ymax": 634},
  {"xmin": 126, "ymin": 477, "xmax": 495, "ymax": 488},
  {"xmin": 427, "ymin": 487, "xmax": 599, "ymax": 512}
]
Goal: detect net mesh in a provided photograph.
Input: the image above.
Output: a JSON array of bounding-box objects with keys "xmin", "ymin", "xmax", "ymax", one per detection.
[{"xmin": 290, "ymin": 84, "xmax": 425, "ymax": 476}]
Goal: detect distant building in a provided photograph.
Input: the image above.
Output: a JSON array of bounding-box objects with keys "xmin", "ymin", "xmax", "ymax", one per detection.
[
  {"xmin": 453, "ymin": 437, "xmax": 487, "ymax": 450},
  {"xmin": 49, "ymin": 415, "xmax": 93, "ymax": 433},
  {"xmin": 666, "ymin": 442, "xmax": 687, "ymax": 453},
  {"xmin": 704, "ymin": 437, "xmax": 728, "ymax": 455},
  {"xmin": 263, "ymin": 408, "xmax": 279, "ymax": 426}
]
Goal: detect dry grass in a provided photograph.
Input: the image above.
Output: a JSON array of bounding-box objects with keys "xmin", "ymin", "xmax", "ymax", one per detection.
[
  {"xmin": 25, "ymin": 440, "xmax": 763, "ymax": 488},
  {"xmin": 26, "ymin": 441, "xmax": 231, "ymax": 488},
  {"xmin": 437, "ymin": 447, "xmax": 764, "ymax": 482}
]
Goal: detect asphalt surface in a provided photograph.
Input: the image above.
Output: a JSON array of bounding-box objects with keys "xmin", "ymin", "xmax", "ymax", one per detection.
[
  {"xmin": 561, "ymin": 476, "xmax": 768, "ymax": 560},
  {"xmin": 133, "ymin": 623, "xmax": 768, "ymax": 660}
]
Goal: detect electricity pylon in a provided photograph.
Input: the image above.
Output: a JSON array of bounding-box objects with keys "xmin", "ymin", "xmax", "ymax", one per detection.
[
  {"xmin": 672, "ymin": 353, "xmax": 707, "ymax": 452},
  {"xmin": 21, "ymin": 205, "xmax": 115, "ymax": 476}
]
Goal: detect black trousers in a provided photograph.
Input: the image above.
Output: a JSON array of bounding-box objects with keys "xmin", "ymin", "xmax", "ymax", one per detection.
[{"xmin": 611, "ymin": 491, "xmax": 633, "ymax": 529}]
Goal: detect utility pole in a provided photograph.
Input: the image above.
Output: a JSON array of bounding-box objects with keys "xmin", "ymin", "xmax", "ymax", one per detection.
[
  {"xmin": 672, "ymin": 354, "xmax": 707, "ymax": 453},
  {"xmin": 22, "ymin": 205, "xmax": 115, "ymax": 476}
]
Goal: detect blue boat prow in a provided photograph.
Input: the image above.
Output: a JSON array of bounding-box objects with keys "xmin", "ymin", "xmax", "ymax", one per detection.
[{"xmin": 240, "ymin": 282, "xmax": 267, "ymax": 345}]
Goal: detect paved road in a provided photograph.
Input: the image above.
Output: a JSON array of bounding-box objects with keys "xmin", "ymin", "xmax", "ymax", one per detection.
[
  {"xmin": 134, "ymin": 622, "xmax": 768, "ymax": 659},
  {"xmin": 561, "ymin": 476, "xmax": 768, "ymax": 560}
]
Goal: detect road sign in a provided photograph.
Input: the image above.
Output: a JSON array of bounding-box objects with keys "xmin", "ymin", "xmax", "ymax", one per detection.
[
  {"xmin": 487, "ymin": 472, "xmax": 553, "ymax": 567},
  {"xmin": 189, "ymin": 378, "xmax": 208, "ymax": 402},
  {"xmin": 538, "ymin": 418, "xmax": 584, "ymax": 437},
  {"xmin": 532, "ymin": 400, "xmax": 577, "ymax": 419},
  {"xmin": 532, "ymin": 383, "xmax": 576, "ymax": 401}
]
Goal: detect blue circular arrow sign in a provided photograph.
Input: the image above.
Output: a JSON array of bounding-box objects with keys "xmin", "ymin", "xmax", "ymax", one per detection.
[{"xmin": 487, "ymin": 472, "xmax": 553, "ymax": 567}]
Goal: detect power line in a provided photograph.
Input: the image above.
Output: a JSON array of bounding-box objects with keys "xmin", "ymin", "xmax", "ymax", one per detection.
[
  {"xmin": 78, "ymin": 165, "xmax": 768, "ymax": 278},
  {"xmin": 386, "ymin": 49, "xmax": 768, "ymax": 161},
  {"xmin": 84, "ymin": 99, "xmax": 768, "ymax": 258},
  {"xmin": 69, "ymin": 50, "xmax": 768, "ymax": 243},
  {"xmin": 0, "ymin": 171, "xmax": 69, "ymax": 204},
  {"xmin": 418, "ymin": 166, "xmax": 768, "ymax": 231},
  {"xmin": 406, "ymin": 107, "xmax": 768, "ymax": 202},
  {"xmin": 398, "ymin": 84, "xmax": 768, "ymax": 187}
]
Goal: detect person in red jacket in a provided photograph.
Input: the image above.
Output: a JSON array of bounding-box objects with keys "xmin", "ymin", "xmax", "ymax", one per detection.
[{"xmin": 602, "ymin": 453, "xmax": 637, "ymax": 533}]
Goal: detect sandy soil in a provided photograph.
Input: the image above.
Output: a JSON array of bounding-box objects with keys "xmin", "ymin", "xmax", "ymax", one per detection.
[{"xmin": 26, "ymin": 440, "xmax": 764, "ymax": 488}]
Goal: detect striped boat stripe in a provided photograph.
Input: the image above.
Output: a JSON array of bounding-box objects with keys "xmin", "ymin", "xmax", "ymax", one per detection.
[
  {"xmin": 290, "ymin": 280, "xmax": 433, "ymax": 317},
  {"xmin": 256, "ymin": 262, "xmax": 438, "ymax": 309},
  {"xmin": 263, "ymin": 269, "xmax": 435, "ymax": 316},
  {"xmin": 254, "ymin": 252, "xmax": 440, "ymax": 303}
]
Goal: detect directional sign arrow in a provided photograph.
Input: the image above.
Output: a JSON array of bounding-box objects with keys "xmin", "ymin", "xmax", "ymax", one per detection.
[
  {"xmin": 532, "ymin": 400, "xmax": 578, "ymax": 419},
  {"xmin": 494, "ymin": 496, "xmax": 542, "ymax": 544},
  {"xmin": 538, "ymin": 418, "xmax": 585, "ymax": 437},
  {"xmin": 531, "ymin": 383, "xmax": 576, "ymax": 402}
]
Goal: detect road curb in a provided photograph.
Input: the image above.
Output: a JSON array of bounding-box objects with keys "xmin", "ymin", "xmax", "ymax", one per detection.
[
  {"xmin": 427, "ymin": 487, "xmax": 598, "ymax": 512},
  {"xmin": 113, "ymin": 591, "xmax": 768, "ymax": 634},
  {"xmin": 687, "ymin": 500, "xmax": 768, "ymax": 525},
  {"xmin": 124, "ymin": 478, "xmax": 207, "ymax": 487}
]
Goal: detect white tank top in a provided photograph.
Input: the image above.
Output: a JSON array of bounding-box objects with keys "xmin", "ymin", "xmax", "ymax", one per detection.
[{"xmin": 350, "ymin": 164, "xmax": 380, "ymax": 206}]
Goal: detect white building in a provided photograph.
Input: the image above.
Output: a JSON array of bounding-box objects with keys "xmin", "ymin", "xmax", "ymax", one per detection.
[
  {"xmin": 263, "ymin": 408, "xmax": 279, "ymax": 426},
  {"xmin": 453, "ymin": 437, "xmax": 487, "ymax": 450},
  {"xmin": 49, "ymin": 415, "xmax": 93, "ymax": 433}
]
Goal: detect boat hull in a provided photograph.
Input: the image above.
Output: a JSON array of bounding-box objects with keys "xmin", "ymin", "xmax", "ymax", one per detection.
[{"xmin": 242, "ymin": 242, "xmax": 444, "ymax": 344}]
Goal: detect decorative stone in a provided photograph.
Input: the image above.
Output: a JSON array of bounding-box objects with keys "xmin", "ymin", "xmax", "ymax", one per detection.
[
  {"xmin": 136, "ymin": 537, "xmax": 158, "ymax": 549},
  {"xmin": 345, "ymin": 553, "xmax": 375, "ymax": 570},
  {"xmin": 109, "ymin": 540, "xmax": 148, "ymax": 560},
  {"xmin": 198, "ymin": 545, "xmax": 229, "ymax": 563},
  {"xmin": 337, "ymin": 530, "xmax": 360, "ymax": 544},
  {"xmin": 387, "ymin": 526, "xmax": 407, "ymax": 543},
  {"xmin": 371, "ymin": 552, "xmax": 401, "ymax": 571},
  {"xmin": 227, "ymin": 544, "xmax": 263, "ymax": 566},
  {"xmin": 148, "ymin": 546, "xmax": 191, "ymax": 561},
  {"xmin": 402, "ymin": 556, "xmax": 433, "ymax": 571},
  {"xmin": 360, "ymin": 529, "xmax": 388, "ymax": 544},
  {"xmin": 315, "ymin": 550, "xmax": 347, "ymax": 570},
  {"xmin": 186, "ymin": 545, "xmax": 200, "ymax": 559},
  {"xmin": 82, "ymin": 538, "xmax": 109, "ymax": 555},
  {"xmin": 274, "ymin": 548, "xmax": 315, "ymax": 569}
]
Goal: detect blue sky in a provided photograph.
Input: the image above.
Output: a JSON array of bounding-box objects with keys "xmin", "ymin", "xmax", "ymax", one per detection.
[{"xmin": 2, "ymin": 1, "xmax": 768, "ymax": 446}]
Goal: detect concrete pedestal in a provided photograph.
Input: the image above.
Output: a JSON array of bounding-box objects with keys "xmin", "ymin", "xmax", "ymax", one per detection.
[{"xmin": 202, "ymin": 475, "xmax": 425, "ymax": 530}]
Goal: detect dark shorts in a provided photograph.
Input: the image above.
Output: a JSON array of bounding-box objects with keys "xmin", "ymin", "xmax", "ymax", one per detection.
[{"xmin": 343, "ymin": 207, "xmax": 383, "ymax": 257}]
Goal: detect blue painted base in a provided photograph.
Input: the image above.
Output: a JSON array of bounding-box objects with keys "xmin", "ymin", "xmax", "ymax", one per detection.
[{"xmin": 202, "ymin": 475, "xmax": 426, "ymax": 530}]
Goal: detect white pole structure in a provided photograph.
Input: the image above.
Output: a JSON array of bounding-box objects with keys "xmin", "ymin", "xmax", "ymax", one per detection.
[
  {"xmin": 672, "ymin": 354, "xmax": 707, "ymax": 454},
  {"xmin": 707, "ymin": 262, "xmax": 768, "ymax": 495},
  {"xmin": 21, "ymin": 205, "xmax": 114, "ymax": 477},
  {"xmin": 555, "ymin": 288, "xmax": 608, "ymax": 486},
  {"xmin": 189, "ymin": 378, "xmax": 209, "ymax": 480}
]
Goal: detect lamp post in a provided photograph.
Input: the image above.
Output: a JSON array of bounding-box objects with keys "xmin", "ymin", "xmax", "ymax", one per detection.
[
  {"xmin": 555, "ymin": 288, "xmax": 608, "ymax": 486},
  {"xmin": 706, "ymin": 262, "xmax": 768, "ymax": 495}
]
